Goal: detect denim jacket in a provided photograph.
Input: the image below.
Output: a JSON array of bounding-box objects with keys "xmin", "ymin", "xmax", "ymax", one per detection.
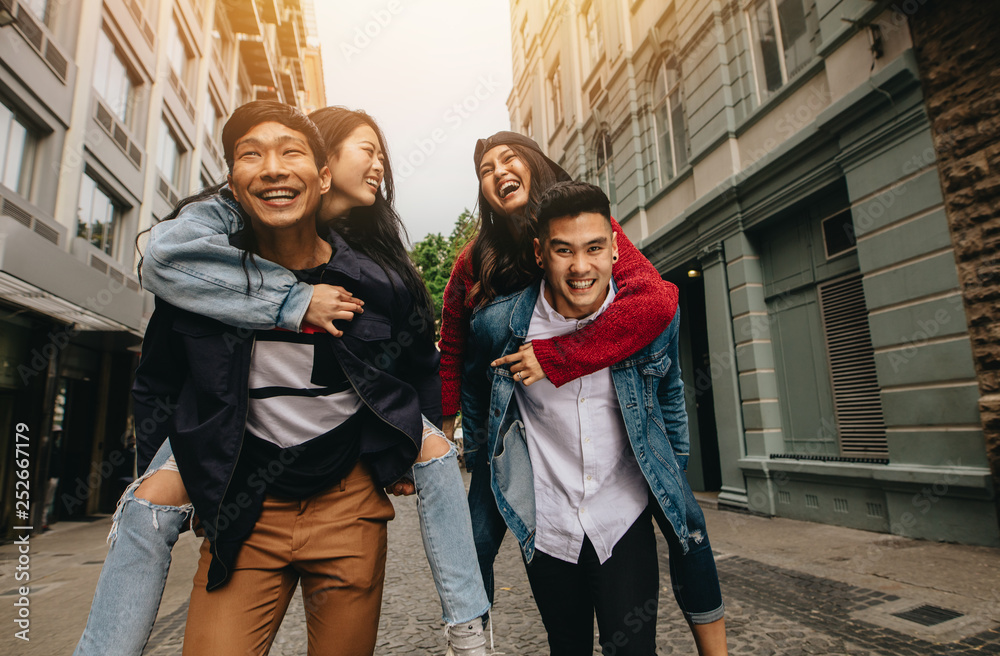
[
  {"xmin": 462, "ymin": 281, "xmax": 698, "ymax": 564},
  {"xmin": 142, "ymin": 193, "xmax": 312, "ymax": 331}
]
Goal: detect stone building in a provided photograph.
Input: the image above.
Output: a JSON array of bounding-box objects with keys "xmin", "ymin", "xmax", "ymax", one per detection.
[
  {"xmin": 908, "ymin": 0, "xmax": 1000, "ymax": 540},
  {"xmin": 506, "ymin": 0, "xmax": 998, "ymax": 546},
  {"xmin": 0, "ymin": 0, "xmax": 324, "ymax": 538}
]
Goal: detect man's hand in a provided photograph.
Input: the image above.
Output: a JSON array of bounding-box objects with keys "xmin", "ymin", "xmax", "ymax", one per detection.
[
  {"xmin": 304, "ymin": 284, "xmax": 364, "ymax": 337},
  {"xmin": 491, "ymin": 342, "xmax": 546, "ymax": 386}
]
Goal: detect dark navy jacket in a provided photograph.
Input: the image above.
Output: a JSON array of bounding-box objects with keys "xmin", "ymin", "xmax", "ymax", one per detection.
[{"xmin": 133, "ymin": 227, "xmax": 440, "ymax": 588}]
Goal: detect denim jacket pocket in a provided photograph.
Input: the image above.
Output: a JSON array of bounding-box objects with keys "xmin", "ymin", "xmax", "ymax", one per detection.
[
  {"xmin": 493, "ymin": 419, "xmax": 536, "ymax": 540},
  {"xmin": 638, "ymin": 353, "xmax": 671, "ymax": 379}
]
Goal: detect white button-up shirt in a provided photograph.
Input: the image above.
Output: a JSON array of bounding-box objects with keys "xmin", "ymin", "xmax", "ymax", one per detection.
[{"xmin": 513, "ymin": 280, "xmax": 649, "ymax": 564}]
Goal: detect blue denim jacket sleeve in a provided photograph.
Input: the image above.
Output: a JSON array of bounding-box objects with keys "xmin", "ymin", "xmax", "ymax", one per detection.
[
  {"xmin": 657, "ymin": 310, "xmax": 690, "ymax": 472},
  {"xmin": 142, "ymin": 195, "xmax": 312, "ymax": 331}
]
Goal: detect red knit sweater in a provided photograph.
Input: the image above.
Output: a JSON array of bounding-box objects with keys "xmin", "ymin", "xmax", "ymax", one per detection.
[{"xmin": 438, "ymin": 218, "xmax": 679, "ymax": 416}]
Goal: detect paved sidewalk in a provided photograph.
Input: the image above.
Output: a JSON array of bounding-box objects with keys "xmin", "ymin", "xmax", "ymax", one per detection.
[{"xmin": 1, "ymin": 478, "xmax": 998, "ymax": 654}]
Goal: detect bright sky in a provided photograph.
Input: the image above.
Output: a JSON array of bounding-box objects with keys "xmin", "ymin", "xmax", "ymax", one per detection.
[{"xmin": 312, "ymin": 0, "xmax": 514, "ymax": 244}]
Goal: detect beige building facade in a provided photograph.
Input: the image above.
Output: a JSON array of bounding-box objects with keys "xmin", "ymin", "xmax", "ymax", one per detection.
[{"xmin": 0, "ymin": 0, "xmax": 323, "ymax": 536}]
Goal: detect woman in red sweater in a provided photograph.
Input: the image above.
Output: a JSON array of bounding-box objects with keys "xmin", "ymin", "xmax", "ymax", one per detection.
[
  {"xmin": 439, "ymin": 131, "xmax": 678, "ymax": 425},
  {"xmin": 448, "ymin": 132, "xmax": 728, "ymax": 656}
]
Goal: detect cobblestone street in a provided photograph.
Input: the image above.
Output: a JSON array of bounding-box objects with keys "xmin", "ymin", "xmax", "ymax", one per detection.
[
  {"xmin": 3, "ymin": 480, "xmax": 999, "ymax": 655},
  {"xmin": 141, "ymin": 491, "xmax": 1000, "ymax": 655}
]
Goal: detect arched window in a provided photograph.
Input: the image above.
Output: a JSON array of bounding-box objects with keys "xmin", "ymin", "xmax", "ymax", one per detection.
[
  {"xmin": 652, "ymin": 57, "xmax": 688, "ymax": 186},
  {"xmin": 595, "ymin": 130, "xmax": 616, "ymax": 205}
]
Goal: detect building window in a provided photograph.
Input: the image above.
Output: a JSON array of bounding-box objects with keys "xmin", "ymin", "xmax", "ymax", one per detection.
[
  {"xmin": 94, "ymin": 30, "xmax": 136, "ymax": 127},
  {"xmin": 522, "ymin": 111, "xmax": 533, "ymax": 141},
  {"xmin": 546, "ymin": 62, "xmax": 563, "ymax": 131},
  {"xmin": 157, "ymin": 119, "xmax": 185, "ymax": 189},
  {"xmin": 515, "ymin": 15, "xmax": 528, "ymax": 72},
  {"xmin": 580, "ymin": 2, "xmax": 604, "ymax": 77},
  {"xmin": 167, "ymin": 16, "xmax": 194, "ymax": 87},
  {"xmin": 211, "ymin": 21, "xmax": 233, "ymax": 73},
  {"xmin": 0, "ymin": 100, "xmax": 38, "ymax": 198},
  {"xmin": 77, "ymin": 174, "xmax": 122, "ymax": 256},
  {"xmin": 652, "ymin": 57, "xmax": 688, "ymax": 185},
  {"xmin": 747, "ymin": 0, "xmax": 820, "ymax": 99},
  {"xmin": 203, "ymin": 99, "xmax": 220, "ymax": 144},
  {"xmin": 595, "ymin": 130, "xmax": 616, "ymax": 205},
  {"xmin": 24, "ymin": 0, "xmax": 51, "ymax": 24},
  {"xmin": 822, "ymin": 210, "xmax": 856, "ymax": 259}
]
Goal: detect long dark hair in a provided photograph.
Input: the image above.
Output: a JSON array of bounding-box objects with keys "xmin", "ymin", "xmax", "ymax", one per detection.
[
  {"xmin": 469, "ymin": 145, "xmax": 562, "ymax": 303},
  {"xmin": 309, "ymin": 107, "xmax": 435, "ymax": 328}
]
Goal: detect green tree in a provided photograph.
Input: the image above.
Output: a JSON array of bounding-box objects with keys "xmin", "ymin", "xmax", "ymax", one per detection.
[{"xmin": 410, "ymin": 209, "xmax": 479, "ymax": 329}]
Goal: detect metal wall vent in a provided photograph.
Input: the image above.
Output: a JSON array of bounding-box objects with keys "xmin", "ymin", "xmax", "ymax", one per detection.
[
  {"xmin": 834, "ymin": 498, "xmax": 849, "ymax": 513},
  {"xmin": 778, "ymin": 490, "xmax": 791, "ymax": 504},
  {"xmin": 805, "ymin": 494, "xmax": 819, "ymax": 509},
  {"xmin": 2, "ymin": 199, "xmax": 33, "ymax": 228},
  {"xmin": 93, "ymin": 99, "xmax": 144, "ymax": 172},
  {"xmin": 818, "ymin": 273, "xmax": 888, "ymax": 456},
  {"xmin": 33, "ymin": 221, "xmax": 59, "ymax": 245}
]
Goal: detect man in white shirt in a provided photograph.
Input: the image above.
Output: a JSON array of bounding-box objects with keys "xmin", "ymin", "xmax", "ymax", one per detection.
[
  {"xmin": 464, "ymin": 181, "xmax": 727, "ymax": 655},
  {"xmin": 517, "ymin": 183, "xmax": 659, "ymax": 653}
]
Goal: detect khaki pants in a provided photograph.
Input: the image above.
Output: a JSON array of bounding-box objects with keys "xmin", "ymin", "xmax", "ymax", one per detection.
[{"xmin": 182, "ymin": 461, "xmax": 395, "ymax": 656}]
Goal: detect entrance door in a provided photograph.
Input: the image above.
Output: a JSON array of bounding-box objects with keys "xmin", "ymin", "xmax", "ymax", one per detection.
[
  {"xmin": 678, "ymin": 275, "xmax": 722, "ymax": 492},
  {"xmin": 50, "ymin": 378, "xmax": 99, "ymax": 522}
]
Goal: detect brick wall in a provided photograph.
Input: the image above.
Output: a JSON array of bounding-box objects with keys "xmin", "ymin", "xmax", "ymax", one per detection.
[{"xmin": 909, "ymin": 0, "xmax": 1000, "ymax": 521}]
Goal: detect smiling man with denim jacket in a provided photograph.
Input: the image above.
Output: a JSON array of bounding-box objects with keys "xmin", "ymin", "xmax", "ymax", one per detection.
[{"xmin": 463, "ymin": 182, "xmax": 727, "ymax": 655}]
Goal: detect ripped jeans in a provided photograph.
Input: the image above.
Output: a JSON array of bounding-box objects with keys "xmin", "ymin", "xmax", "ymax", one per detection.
[
  {"xmin": 73, "ymin": 441, "xmax": 192, "ymax": 656},
  {"xmin": 74, "ymin": 420, "xmax": 490, "ymax": 656}
]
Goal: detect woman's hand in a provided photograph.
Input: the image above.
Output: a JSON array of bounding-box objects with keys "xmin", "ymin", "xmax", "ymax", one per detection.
[
  {"xmin": 386, "ymin": 477, "xmax": 415, "ymax": 496},
  {"xmin": 304, "ymin": 284, "xmax": 364, "ymax": 336},
  {"xmin": 442, "ymin": 415, "xmax": 458, "ymax": 442},
  {"xmin": 491, "ymin": 342, "xmax": 546, "ymax": 386}
]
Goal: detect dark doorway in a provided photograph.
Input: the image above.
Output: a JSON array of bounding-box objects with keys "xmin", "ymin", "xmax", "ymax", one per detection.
[
  {"xmin": 50, "ymin": 378, "xmax": 99, "ymax": 522},
  {"xmin": 678, "ymin": 273, "xmax": 722, "ymax": 492}
]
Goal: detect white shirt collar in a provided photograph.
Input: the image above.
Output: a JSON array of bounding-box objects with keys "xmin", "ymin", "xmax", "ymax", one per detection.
[{"xmin": 536, "ymin": 278, "xmax": 616, "ymax": 326}]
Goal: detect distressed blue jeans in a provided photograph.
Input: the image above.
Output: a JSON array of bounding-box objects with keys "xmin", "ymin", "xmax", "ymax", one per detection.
[
  {"xmin": 73, "ymin": 441, "xmax": 191, "ymax": 656},
  {"xmin": 74, "ymin": 426, "xmax": 490, "ymax": 656},
  {"xmin": 412, "ymin": 417, "xmax": 491, "ymax": 624}
]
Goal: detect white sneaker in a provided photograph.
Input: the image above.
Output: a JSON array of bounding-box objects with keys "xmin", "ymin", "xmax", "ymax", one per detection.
[{"xmin": 444, "ymin": 621, "xmax": 487, "ymax": 656}]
